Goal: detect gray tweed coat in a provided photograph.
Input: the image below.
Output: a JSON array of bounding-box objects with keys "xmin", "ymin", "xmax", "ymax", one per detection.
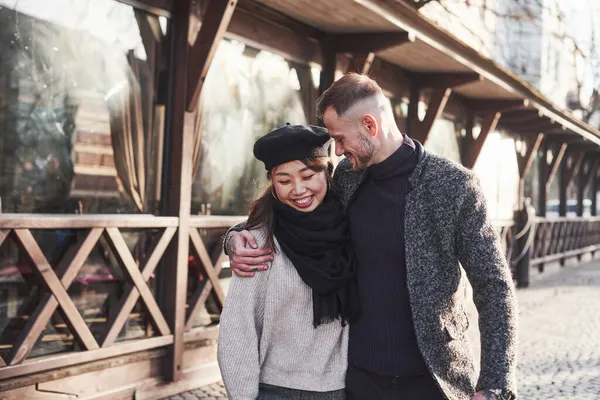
[{"xmin": 333, "ymin": 145, "xmax": 518, "ymax": 400}]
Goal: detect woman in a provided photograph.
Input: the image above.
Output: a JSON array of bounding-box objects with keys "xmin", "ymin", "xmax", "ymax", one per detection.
[{"xmin": 218, "ymin": 124, "xmax": 361, "ymax": 400}]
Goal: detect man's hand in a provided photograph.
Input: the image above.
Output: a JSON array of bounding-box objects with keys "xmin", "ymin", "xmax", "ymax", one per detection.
[
  {"xmin": 472, "ymin": 390, "xmax": 498, "ymax": 400},
  {"xmin": 227, "ymin": 230, "xmax": 273, "ymax": 277}
]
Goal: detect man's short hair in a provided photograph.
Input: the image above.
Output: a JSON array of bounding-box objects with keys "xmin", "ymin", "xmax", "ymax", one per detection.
[{"xmin": 315, "ymin": 73, "xmax": 384, "ymax": 119}]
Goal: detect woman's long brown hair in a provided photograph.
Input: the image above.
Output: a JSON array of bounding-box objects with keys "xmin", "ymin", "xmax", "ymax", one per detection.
[{"xmin": 246, "ymin": 157, "xmax": 333, "ymax": 251}]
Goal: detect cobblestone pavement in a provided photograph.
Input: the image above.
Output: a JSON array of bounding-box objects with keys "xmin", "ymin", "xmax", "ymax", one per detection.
[
  {"xmin": 164, "ymin": 383, "xmax": 227, "ymax": 400},
  {"xmin": 166, "ymin": 259, "xmax": 600, "ymax": 399}
]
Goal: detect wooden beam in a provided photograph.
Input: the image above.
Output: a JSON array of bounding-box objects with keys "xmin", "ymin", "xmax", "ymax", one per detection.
[
  {"xmin": 517, "ymin": 133, "xmax": 544, "ymax": 178},
  {"xmin": 544, "ymin": 132, "xmax": 582, "ymax": 142},
  {"xmin": 408, "ymin": 88, "xmax": 452, "ymax": 143},
  {"xmin": 546, "ymin": 143, "xmax": 568, "ymax": 192},
  {"xmin": 0, "ymin": 335, "xmax": 172, "ymax": 381},
  {"xmin": 500, "ymin": 109, "xmax": 543, "ymax": 124},
  {"xmin": 101, "ymin": 227, "xmax": 176, "ymax": 347},
  {"xmin": 501, "ymin": 120, "xmax": 557, "ymax": 133},
  {"xmin": 327, "ymin": 31, "xmax": 414, "ymax": 54},
  {"xmin": 461, "ymin": 112, "xmax": 501, "ymax": 169},
  {"xmin": 235, "ymin": 0, "xmax": 323, "ymax": 40},
  {"xmin": 0, "ymin": 215, "xmax": 177, "ymax": 229},
  {"xmin": 189, "ymin": 228, "xmax": 226, "ymax": 306},
  {"xmin": 187, "ymin": 0, "xmax": 238, "ymax": 111},
  {"xmin": 538, "ymin": 140, "xmax": 549, "ymax": 216},
  {"xmin": 162, "ymin": 0, "xmax": 193, "ymax": 382},
  {"xmin": 516, "ymin": 133, "xmax": 544, "ymax": 208},
  {"xmin": 0, "ymin": 229, "xmax": 8, "ymax": 248},
  {"xmin": 185, "ymin": 255, "xmax": 224, "ymax": 332},
  {"xmin": 291, "ymin": 61, "xmax": 318, "ymax": 125},
  {"xmin": 415, "ymin": 72, "xmax": 482, "ymax": 89},
  {"xmin": 8, "ymin": 229, "xmax": 103, "ymax": 365},
  {"xmin": 369, "ymin": 58, "xmax": 411, "ymax": 99},
  {"xmin": 117, "ymin": 0, "xmax": 173, "ymax": 17},
  {"xmin": 577, "ymin": 157, "xmax": 596, "ymax": 216},
  {"xmin": 104, "ymin": 228, "xmax": 171, "ymax": 337},
  {"xmin": 564, "ymin": 151, "xmax": 586, "ymax": 188},
  {"xmin": 464, "ymin": 98, "xmax": 529, "ymax": 113},
  {"xmin": 12, "ymin": 229, "xmax": 99, "ymax": 352},
  {"xmin": 557, "ymin": 150, "xmax": 584, "ymax": 216},
  {"xmin": 227, "ymin": 1, "xmax": 321, "ymax": 64},
  {"xmin": 592, "ymin": 167, "xmax": 598, "ymax": 216},
  {"xmin": 563, "ymin": 143, "xmax": 600, "ymax": 152},
  {"xmin": 319, "ymin": 42, "xmax": 337, "ymax": 96},
  {"xmin": 347, "ymin": 53, "xmax": 376, "ymax": 74},
  {"xmin": 501, "ymin": 108, "xmax": 542, "ymax": 119}
]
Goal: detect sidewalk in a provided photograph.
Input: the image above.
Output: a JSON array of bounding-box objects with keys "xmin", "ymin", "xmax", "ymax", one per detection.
[{"xmin": 165, "ymin": 258, "xmax": 600, "ymax": 399}]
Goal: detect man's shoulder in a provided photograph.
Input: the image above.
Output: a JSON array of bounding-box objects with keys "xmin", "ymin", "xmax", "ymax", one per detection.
[{"xmin": 421, "ymin": 152, "xmax": 476, "ymax": 187}]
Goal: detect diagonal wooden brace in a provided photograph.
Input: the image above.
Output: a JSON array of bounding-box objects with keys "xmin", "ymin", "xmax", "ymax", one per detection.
[
  {"xmin": 187, "ymin": 0, "xmax": 238, "ymax": 111},
  {"xmin": 12, "ymin": 229, "xmax": 100, "ymax": 361},
  {"xmin": 104, "ymin": 228, "xmax": 171, "ymax": 337},
  {"xmin": 189, "ymin": 228, "xmax": 225, "ymax": 309},
  {"xmin": 101, "ymin": 227, "xmax": 176, "ymax": 347},
  {"xmin": 8, "ymin": 229, "xmax": 103, "ymax": 365}
]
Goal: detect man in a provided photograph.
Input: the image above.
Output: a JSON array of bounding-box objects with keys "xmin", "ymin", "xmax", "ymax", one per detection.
[{"xmin": 224, "ymin": 73, "xmax": 518, "ymax": 400}]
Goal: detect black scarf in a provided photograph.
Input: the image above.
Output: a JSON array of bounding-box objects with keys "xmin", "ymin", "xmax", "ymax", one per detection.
[{"xmin": 273, "ymin": 193, "xmax": 361, "ymax": 327}]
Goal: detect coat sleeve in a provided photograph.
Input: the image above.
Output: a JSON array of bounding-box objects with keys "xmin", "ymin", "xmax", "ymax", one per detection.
[
  {"xmin": 222, "ymin": 220, "xmax": 247, "ymax": 256},
  {"xmin": 455, "ymin": 174, "xmax": 518, "ymax": 396},
  {"xmin": 218, "ymin": 230, "xmax": 271, "ymax": 399}
]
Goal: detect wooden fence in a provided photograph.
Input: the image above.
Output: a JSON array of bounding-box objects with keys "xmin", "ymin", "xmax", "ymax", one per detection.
[{"xmin": 0, "ymin": 214, "xmax": 243, "ymax": 380}]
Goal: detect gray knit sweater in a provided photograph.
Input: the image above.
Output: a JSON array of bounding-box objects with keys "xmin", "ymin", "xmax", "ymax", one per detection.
[{"xmin": 217, "ymin": 228, "xmax": 349, "ymax": 400}]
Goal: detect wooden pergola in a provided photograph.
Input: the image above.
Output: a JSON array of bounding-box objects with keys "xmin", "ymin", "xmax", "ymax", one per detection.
[{"xmin": 2, "ymin": 0, "xmax": 600, "ymax": 398}]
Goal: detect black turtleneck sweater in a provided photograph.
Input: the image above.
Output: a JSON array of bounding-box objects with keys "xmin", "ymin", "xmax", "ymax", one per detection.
[{"xmin": 347, "ymin": 135, "xmax": 429, "ymax": 377}]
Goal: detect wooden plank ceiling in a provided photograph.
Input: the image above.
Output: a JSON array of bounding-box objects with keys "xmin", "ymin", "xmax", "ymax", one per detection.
[{"xmin": 255, "ymin": 0, "xmax": 517, "ymax": 100}]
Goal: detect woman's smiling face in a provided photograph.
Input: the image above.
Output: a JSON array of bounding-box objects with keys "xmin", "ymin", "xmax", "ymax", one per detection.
[{"xmin": 272, "ymin": 160, "xmax": 328, "ymax": 212}]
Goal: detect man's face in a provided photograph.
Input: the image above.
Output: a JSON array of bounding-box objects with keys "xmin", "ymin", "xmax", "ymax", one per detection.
[{"xmin": 323, "ymin": 107, "xmax": 375, "ymax": 171}]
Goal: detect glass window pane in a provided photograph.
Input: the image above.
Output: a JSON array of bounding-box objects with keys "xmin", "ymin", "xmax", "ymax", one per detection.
[
  {"xmin": 0, "ymin": 0, "xmax": 167, "ymax": 214},
  {"xmin": 191, "ymin": 40, "xmax": 308, "ymax": 216}
]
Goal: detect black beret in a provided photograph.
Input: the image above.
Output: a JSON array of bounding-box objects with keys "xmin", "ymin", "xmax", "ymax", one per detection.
[{"xmin": 254, "ymin": 124, "xmax": 331, "ymax": 170}]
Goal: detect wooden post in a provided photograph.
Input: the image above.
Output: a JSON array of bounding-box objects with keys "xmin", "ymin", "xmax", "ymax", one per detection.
[
  {"xmin": 538, "ymin": 140, "xmax": 548, "ymax": 217},
  {"xmin": 559, "ymin": 158, "xmax": 568, "ymax": 217},
  {"xmin": 576, "ymin": 158, "xmax": 589, "ymax": 217},
  {"xmin": 593, "ymin": 170, "xmax": 599, "ymax": 217},
  {"xmin": 187, "ymin": 0, "xmax": 238, "ymax": 111},
  {"xmin": 407, "ymin": 86, "xmax": 451, "ymax": 144},
  {"xmin": 461, "ymin": 111, "xmax": 501, "ymax": 169},
  {"xmin": 512, "ymin": 133, "xmax": 543, "ymax": 288},
  {"xmin": 558, "ymin": 150, "xmax": 581, "ymax": 217},
  {"xmin": 347, "ymin": 53, "xmax": 376, "ymax": 75},
  {"xmin": 406, "ymin": 83, "xmax": 420, "ymax": 138},
  {"xmin": 292, "ymin": 61, "xmax": 318, "ymax": 125},
  {"xmin": 319, "ymin": 42, "xmax": 336, "ymax": 96},
  {"xmin": 516, "ymin": 133, "xmax": 544, "ymax": 209},
  {"xmin": 514, "ymin": 207, "xmax": 531, "ymax": 288},
  {"xmin": 162, "ymin": 0, "xmax": 192, "ymax": 382}
]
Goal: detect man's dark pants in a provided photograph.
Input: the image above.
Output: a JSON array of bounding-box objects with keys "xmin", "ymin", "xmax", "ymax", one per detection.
[{"xmin": 345, "ymin": 366, "xmax": 446, "ymax": 400}]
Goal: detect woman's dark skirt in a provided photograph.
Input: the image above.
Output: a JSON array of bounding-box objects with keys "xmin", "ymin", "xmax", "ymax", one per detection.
[{"xmin": 257, "ymin": 383, "xmax": 345, "ymax": 400}]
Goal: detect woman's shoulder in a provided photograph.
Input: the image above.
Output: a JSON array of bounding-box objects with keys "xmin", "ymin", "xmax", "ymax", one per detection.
[{"xmin": 247, "ymin": 226, "xmax": 271, "ymax": 249}]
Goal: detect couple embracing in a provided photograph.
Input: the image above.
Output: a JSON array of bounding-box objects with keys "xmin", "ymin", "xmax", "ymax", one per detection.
[{"xmin": 217, "ymin": 73, "xmax": 518, "ymax": 400}]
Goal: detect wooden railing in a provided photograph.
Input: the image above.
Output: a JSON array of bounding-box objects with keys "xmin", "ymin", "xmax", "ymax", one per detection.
[
  {"xmin": 0, "ymin": 215, "xmax": 178, "ymax": 378},
  {"xmin": 0, "ymin": 214, "xmax": 244, "ymax": 380},
  {"xmin": 530, "ymin": 217, "xmax": 600, "ymax": 268},
  {"xmin": 1, "ymin": 213, "xmax": 597, "ymax": 379},
  {"xmin": 492, "ymin": 219, "xmax": 516, "ymax": 263},
  {"xmin": 492, "ymin": 216, "xmax": 600, "ymax": 280}
]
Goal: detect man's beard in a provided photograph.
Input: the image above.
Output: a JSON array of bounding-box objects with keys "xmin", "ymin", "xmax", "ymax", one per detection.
[{"xmin": 351, "ymin": 131, "xmax": 375, "ymax": 171}]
